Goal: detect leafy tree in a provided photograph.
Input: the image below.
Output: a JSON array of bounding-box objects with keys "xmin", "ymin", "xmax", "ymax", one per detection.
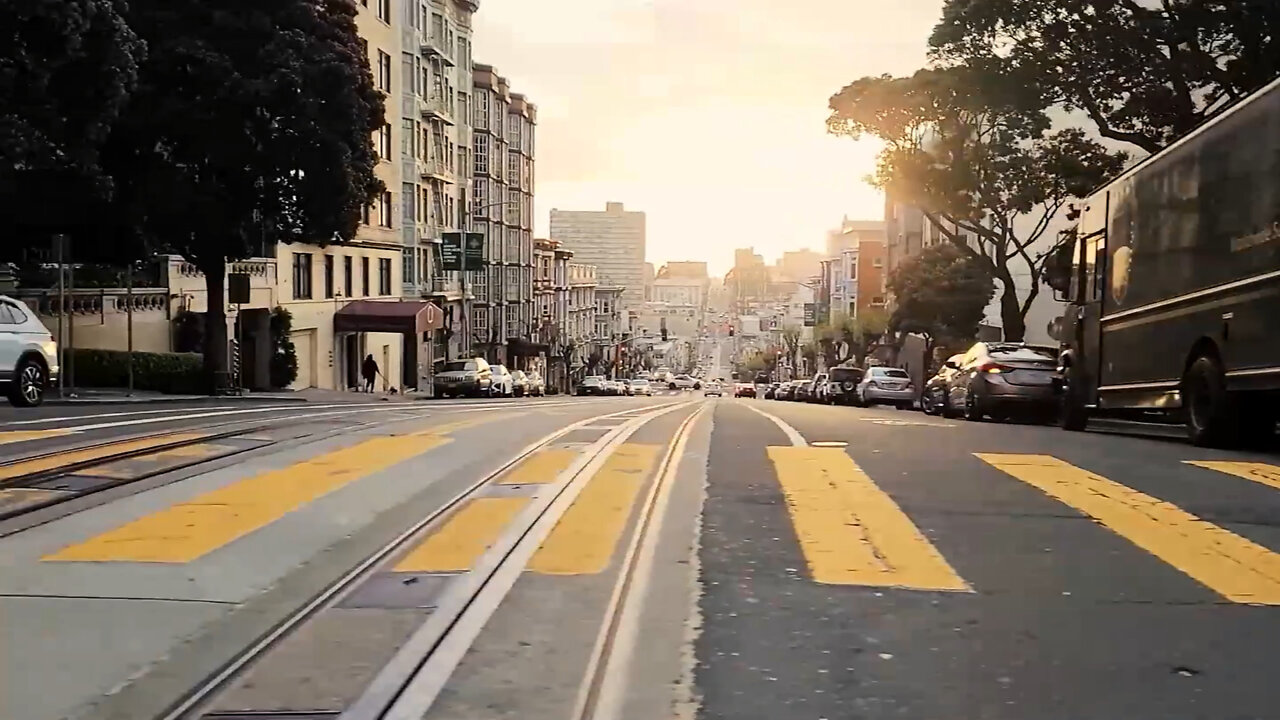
[
  {"xmin": 887, "ymin": 243, "xmax": 996, "ymax": 361},
  {"xmin": 269, "ymin": 306, "xmax": 298, "ymax": 389},
  {"xmin": 828, "ymin": 67, "xmax": 1127, "ymax": 341},
  {"xmin": 814, "ymin": 308, "xmax": 890, "ymax": 369},
  {"xmin": 780, "ymin": 325, "xmax": 802, "ymax": 373},
  {"xmin": 102, "ymin": 0, "xmax": 385, "ymax": 388},
  {"xmin": 930, "ymin": 0, "xmax": 1280, "ymax": 154},
  {"xmin": 0, "ymin": 0, "xmax": 143, "ymax": 256}
]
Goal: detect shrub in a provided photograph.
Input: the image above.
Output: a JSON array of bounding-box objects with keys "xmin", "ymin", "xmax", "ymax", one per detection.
[
  {"xmin": 269, "ymin": 306, "xmax": 298, "ymax": 389},
  {"xmin": 71, "ymin": 348, "xmax": 204, "ymax": 394}
]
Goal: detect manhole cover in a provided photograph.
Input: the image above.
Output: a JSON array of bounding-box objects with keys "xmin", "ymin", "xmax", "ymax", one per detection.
[{"xmin": 811, "ymin": 441, "xmax": 848, "ymax": 448}]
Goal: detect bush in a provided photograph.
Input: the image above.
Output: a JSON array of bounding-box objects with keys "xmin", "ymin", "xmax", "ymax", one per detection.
[
  {"xmin": 71, "ymin": 348, "xmax": 205, "ymax": 394},
  {"xmin": 269, "ymin": 306, "xmax": 298, "ymax": 389}
]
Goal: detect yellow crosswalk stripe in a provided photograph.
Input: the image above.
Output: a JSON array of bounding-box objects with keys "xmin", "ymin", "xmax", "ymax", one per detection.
[
  {"xmin": 497, "ymin": 447, "xmax": 579, "ymax": 485},
  {"xmin": 393, "ymin": 497, "xmax": 530, "ymax": 572},
  {"xmin": 1185, "ymin": 460, "xmax": 1280, "ymax": 492},
  {"xmin": 768, "ymin": 446, "xmax": 969, "ymax": 591},
  {"xmin": 977, "ymin": 453, "xmax": 1280, "ymax": 605},
  {"xmin": 0, "ymin": 429, "xmax": 76, "ymax": 446},
  {"xmin": 43, "ymin": 429, "xmax": 458, "ymax": 564},
  {"xmin": 530, "ymin": 444, "xmax": 661, "ymax": 575}
]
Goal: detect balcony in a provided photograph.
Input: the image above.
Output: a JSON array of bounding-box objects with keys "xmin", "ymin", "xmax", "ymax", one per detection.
[
  {"xmin": 421, "ymin": 34, "xmax": 455, "ymax": 65},
  {"xmin": 421, "ymin": 158, "xmax": 456, "ymax": 183},
  {"xmin": 421, "ymin": 95, "xmax": 455, "ymax": 125}
]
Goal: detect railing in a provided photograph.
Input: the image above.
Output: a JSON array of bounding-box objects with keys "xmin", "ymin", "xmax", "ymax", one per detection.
[
  {"xmin": 421, "ymin": 95, "xmax": 454, "ymax": 123},
  {"xmin": 422, "ymin": 158, "xmax": 456, "ymax": 182},
  {"xmin": 14, "ymin": 288, "xmax": 170, "ymax": 317}
]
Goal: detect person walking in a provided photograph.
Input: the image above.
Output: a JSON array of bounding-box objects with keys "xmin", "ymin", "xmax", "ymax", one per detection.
[{"xmin": 361, "ymin": 354, "xmax": 379, "ymax": 393}]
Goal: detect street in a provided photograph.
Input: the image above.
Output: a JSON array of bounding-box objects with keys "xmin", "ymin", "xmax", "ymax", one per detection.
[{"xmin": 2, "ymin": 375, "xmax": 1280, "ymax": 720}]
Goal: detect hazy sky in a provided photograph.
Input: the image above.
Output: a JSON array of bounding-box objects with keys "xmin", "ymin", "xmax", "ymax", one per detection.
[{"xmin": 472, "ymin": 0, "xmax": 945, "ymax": 274}]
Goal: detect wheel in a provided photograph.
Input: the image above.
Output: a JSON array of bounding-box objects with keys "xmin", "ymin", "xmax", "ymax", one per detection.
[
  {"xmin": 694, "ymin": 382, "xmax": 701, "ymax": 390},
  {"xmin": 9, "ymin": 357, "xmax": 46, "ymax": 407},
  {"xmin": 963, "ymin": 389, "xmax": 985, "ymax": 422},
  {"xmin": 1183, "ymin": 356, "xmax": 1233, "ymax": 447},
  {"xmin": 920, "ymin": 389, "xmax": 938, "ymax": 415},
  {"xmin": 1059, "ymin": 364, "xmax": 1088, "ymax": 431}
]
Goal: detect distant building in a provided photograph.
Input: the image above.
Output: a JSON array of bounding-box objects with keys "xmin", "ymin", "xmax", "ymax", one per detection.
[
  {"xmin": 773, "ymin": 250, "xmax": 822, "ymax": 282},
  {"xmin": 550, "ymin": 202, "xmax": 646, "ymax": 312}
]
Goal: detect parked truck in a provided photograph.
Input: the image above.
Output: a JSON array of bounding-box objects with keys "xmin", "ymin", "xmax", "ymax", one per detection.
[{"xmin": 1046, "ymin": 75, "xmax": 1280, "ymax": 447}]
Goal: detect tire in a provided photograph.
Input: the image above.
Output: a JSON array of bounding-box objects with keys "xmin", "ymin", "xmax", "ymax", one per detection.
[
  {"xmin": 1059, "ymin": 364, "xmax": 1088, "ymax": 432},
  {"xmin": 963, "ymin": 389, "xmax": 985, "ymax": 422},
  {"xmin": 1183, "ymin": 356, "xmax": 1233, "ymax": 447},
  {"xmin": 9, "ymin": 357, "xmax": 46, "ymax": 407}
]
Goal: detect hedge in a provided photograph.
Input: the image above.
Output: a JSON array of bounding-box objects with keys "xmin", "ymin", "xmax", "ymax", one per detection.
[{"xmin": 69, "ymin": 348, "xmax": 205, "ymax": 394}]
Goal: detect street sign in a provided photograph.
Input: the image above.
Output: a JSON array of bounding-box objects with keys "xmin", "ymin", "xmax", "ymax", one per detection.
[
  {"xmin": 803, "ymin": 303, "xmax": 817, "ymax": 327},
  {"xmin": 441, "ymin": 232, "xmax": 463, "ymax": 271},
  {"xmin": 228, "ymin": 273, "xmax": 251, "ymax": 304},
  {"xmin": 464, "ymin": 232, "xmax": 484, "ymax": 268}
]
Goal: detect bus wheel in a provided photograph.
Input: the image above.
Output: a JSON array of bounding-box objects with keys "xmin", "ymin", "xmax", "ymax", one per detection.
[
  {"xmin": 1059, "ymin": 365, "xmax": 1088, "ymax": 432},
  {"xmin": 1183, "ymin": 356, "xmax": 1233, "ymax": 447}
]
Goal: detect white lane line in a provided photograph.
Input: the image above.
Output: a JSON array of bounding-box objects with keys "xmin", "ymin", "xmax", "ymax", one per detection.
[{"xmin": 742, "ymin": 403, "xmax": 808, "ymax": 447}]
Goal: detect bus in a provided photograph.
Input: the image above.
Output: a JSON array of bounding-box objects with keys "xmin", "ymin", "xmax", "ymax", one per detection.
[{"xmin": 1046, "ymin": 75, "xmax": 1280, "ymax": 447}]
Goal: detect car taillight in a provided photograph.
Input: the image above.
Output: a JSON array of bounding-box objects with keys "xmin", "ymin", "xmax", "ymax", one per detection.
[{"xmin": 979, "ymin": 362, "xmax": 1012, "ymax": 374}]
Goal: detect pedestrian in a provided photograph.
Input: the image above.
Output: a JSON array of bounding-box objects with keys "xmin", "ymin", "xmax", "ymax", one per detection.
[{"xmin": 361, "ymin": 354, "xmax": 379, "ymax": 393}]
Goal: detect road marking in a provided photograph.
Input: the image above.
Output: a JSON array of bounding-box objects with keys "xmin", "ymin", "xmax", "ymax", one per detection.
[
  {"xmin": 0, "ymin": 432, "xmax": 209, "ymax": 481},
  {"xmin": 392, "ymin": 497, "xmax": 531, "ymax": 572},
  {"xmin": 77, "ymin": 443, "xmax": 233, "ymax": 479},
  {"xmin": 529, "ymin": 444, "xmax": 661, "ymax": 575},
  {"xmin": 769, "ymin": 446, "xmax": 969, "ymax": 590},
  {"xmin": 1185, "ymin": 460, "xmax": 1280, "ymax": 492},
  {"xmin": 0, "ymin": 429, "xmax": 78, "ymax": 445},
  {"xmin": 497, "ymin": 447, "xmax": 580, "ymax": 485},
  {"xmin": 0, "ymin": 487, "xmax": 72, "ymax": 514},
  {"xmin": 742, "ymin": 404, "xmax": 808, "ymax": 446},
  {"xmin": 43, "ymin": 429, "xmax": 454, "ymax": 563},
  {"xmin": 977, "ymin": 453, "xmax": 1280, "ymax": 605},
  {"xmin": 0, "ymin": 402, "xmax": 390, "ymax": 429}
]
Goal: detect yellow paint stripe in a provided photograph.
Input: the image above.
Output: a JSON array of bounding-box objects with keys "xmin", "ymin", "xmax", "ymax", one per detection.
[
  {"xmin": 768, "ymin": 446, "xmax": 969, "ymax": 590},
  {"xmin": 0, "ymin": 487, "xmax": 72, "ymax": 514},
  {"xmin": 977, "ymin": 453, "xmax": 1280, "ymax": 604},
  {"xmin": 43, "ymin": 431, "xmax": 452, "ymax": 563},
  {"xmin": 1185, "ymin": 461, "xmax": 1280, "ymax": 492},
  {"xmin": 0, "ymin": 429, "xmax": 77, "ymax": 446},
  {"xmin": 530, "ymin": 444, "xmax": 661, "ymax": 575},
  {"xmin": 78, "ymin": 443, "xmax": 232, "ymax": 479},
  {"xmin": 0, "ymin": 432, "xmax": 208, "ymax": 481},
  {"xmin": 497, "ymin": 447, "xmax": 580, "ymax": 485},
  {"xmin": 393, "ymin": 497, "xmax": 530, "ymax": 572}
]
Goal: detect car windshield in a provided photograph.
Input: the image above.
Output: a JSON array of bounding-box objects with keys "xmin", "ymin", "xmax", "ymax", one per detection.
[
  {"xmin": 582, "ymin": 377, "xmax": 602, "ymax": 385},
  {"xmin": 632, "ymin": 379, "xmax": 649, "ymax": 386},
  {"xmin": 830, "ymin": 368, "xmax": 862, "ymax": 382},
  {"xmin": 493, "ymin": 365, "xmax": 508, "ymax": 374},
  {"xmin": 442, "ymin": 361, "xmax": 476, "ymax": 372},
  {"xmin": 870, "ymin": 368, "xmax": 909, "ymax": 378},
  {"xmin": 990, "ymin": 345, "xmax": 1058, "ymax": 362}
]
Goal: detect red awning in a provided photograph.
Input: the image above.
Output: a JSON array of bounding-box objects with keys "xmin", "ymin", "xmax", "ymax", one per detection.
[{"xmin": 334, "ymin": 300, "xmax": 443, "ymax": 335}]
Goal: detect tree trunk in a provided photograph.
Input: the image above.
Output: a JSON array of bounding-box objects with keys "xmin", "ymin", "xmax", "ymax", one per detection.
[
  {"xmin": 202, "ymin": 261, "xmax": 227, "ymax": 393},
  {"xmin": 996, "ymin": 268, "xmax": 1026, "ymax": 342}
]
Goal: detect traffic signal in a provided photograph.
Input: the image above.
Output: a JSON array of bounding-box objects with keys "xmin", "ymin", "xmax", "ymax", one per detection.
[
  {"xmin": 729, "ymin": 328, "xmax": 735, "ymax": 337},
  {"xmin": 661, "ymin": 328, "xmax": 668, "ymax": 341}
]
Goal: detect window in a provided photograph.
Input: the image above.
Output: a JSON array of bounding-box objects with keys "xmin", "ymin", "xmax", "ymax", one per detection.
[
  {"xmin": 476, "ymin": 91, "xmax": 489, "ymax": 128},
  {"xmin": 378, "ymin": 258, "xmax": 392, "ymax": 295},
  {"xmin": 379, "ymin": 190, "xmax": 393, "ymax": 228},
  {"xmin": 377, "ymin": 0, "xmax": 390, "ymax": 23},
  {"xmin": 292, "ymin": 253, "xmax": 313, "ymax": 300},
  {"xmin": 457, "ymin": 91, "xmax": 469, "ymax": 125},
  {"xmin": 378, "ymin": 123, "xmax": 391, "ymax": 160},
  {"xmin": 458, "ymin": 37, "xmax": 470, "ymax": 71},
  {"xmin": 324, "ymin": 255, "xmax": 335, "ymax": 298},
  {"xmin": 403, "ymin": 248, "xmax": 416, "ymax": 285},
  {"xmin": 507, "ymin": 113, "xmax": 520, "ymax": 143},
  {"xmin": 377, "ymin": 50, "xmax": 391, "ymax": 92},
  {"xmin": 872, "ymin": 257, "xmax": 884, "ymax": 268},
  {"xmin": 344, "ymin": 256, "xmax": 353, "ymax": 297},
  {"xmin": 507, "ymin": 150, "xmax": 519, "ymax": 185},
  {"xmin": 472, "ymin": 178, "xmax": 487, "ymax": 216},
  {"xmin": 506, "ymin": 188, "xmax": 520, "ymax": 225},
  {"xmin": 362, "ymin": 257, "xmax": 370, "ymax": 296},
  {"xmin": 474, "ymin": 134, "xmax": 489, "ymax": 175},
  {"xmin": 360, "ymin": 202, "xmax": 371, "ymax": 226}
]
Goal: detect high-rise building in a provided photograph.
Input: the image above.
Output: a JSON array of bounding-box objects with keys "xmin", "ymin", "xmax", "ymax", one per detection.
[
  {"xmin": 398, "ymin": 0, "xmax": 477, "ymax": 374},
  {"xmin": 471, "ymin": 63, "xmax": 535, "ymax": 366},
  {"xmin": 550, "ymin": 202, "xmax": 647, "ymax": 314}
]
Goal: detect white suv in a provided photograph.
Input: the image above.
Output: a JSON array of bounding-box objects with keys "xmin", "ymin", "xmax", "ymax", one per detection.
[{"xmin": 0, "ymin": 296, "xmax": 58, "ymax": 407}]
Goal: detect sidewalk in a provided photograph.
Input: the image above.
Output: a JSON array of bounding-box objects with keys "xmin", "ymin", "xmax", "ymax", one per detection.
[{"xmin": 45, "ymin": 386, "xmax": 452, "ymax": 405}]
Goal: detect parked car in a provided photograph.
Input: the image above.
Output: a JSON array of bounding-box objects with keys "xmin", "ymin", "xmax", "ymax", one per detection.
[
  {"xmin": 577, "ymin": 376, "xmax": 606, "ymax": 396},
  {"xmin": 763, "ymin": 382, "xmax": 781, "ymax": 400},
  {"xmin": 490, "ymin": 364, "xmax": 516, "ymax": 397},
  {"xmin": 510, "ymin": 370, "xmax": 529, "ymax": 397},
  {"xmin": 703, "ymin": 381, "xmax": 723, "ymax": 397},
  {"xmin": 920, "ymin": 355, "xmax": 964, "ymax": 416},
  {"xmin": 808, "ymin": 372, "xmax": 830, "ymax": 403},
  {"xmin": 775, "ymin": 381, "xmax": 798, "ymax": 401},
  {"xmin": 525, "ymin": 371, "xmax": 545, "ymax": 397},
  {"xmin": 794, "ymin": 380, "xmax": 813, "ymax": 402},
  {"xmin": 668, "ymin": 374, "xmax": 701, "ymax": 390},
  {"xmin": 0, "ymin": 296, "xmax": 58, "ymax": 407},
  {"xmin": 620, "ymin": 378, "xmax": 634, "ymax": 396},
  {"xmin": 434, "ymin": 357, "xmax": 493, "ymax": 398},
  {"xmin": 630, "ymin": 378, "xmax": 653, "ymax": 396},
  {"xmin": 854, "ymin": 366, "xmax": 915, "ymax": 409},
  {"xmin": 826, "ymin": 367, "xmax": 865, "ymax": 406},
  {"xmin": 944, "ymin": 342, "xmax": 1060, "ymax": 422},
  {"xmin": 734, "ymin": 382, "xmax": 756, "ymax": 398}
]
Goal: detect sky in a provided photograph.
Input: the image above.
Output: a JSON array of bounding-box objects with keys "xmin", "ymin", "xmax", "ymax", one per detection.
[{"xmin": 472, "ymin": 0, "xmax": 946, "ymax": 275}]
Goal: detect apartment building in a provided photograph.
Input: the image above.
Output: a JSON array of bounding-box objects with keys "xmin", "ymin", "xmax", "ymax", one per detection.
[
  {"xmin": 471, "ymin": 64, "xmax": 536, "ymax": 366},
  {"xmin": 550, "ymin": 202, "xmax": 646, "ymax": 317},
  {"xmin": 821, "ymin": 221, "xmax": 887, "ymax": 320}
]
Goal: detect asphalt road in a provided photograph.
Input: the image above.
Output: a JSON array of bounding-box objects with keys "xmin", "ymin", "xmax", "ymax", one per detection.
[{"xmin": 3, "ymin": 385, "xmax": 1280, "ymax": 720}]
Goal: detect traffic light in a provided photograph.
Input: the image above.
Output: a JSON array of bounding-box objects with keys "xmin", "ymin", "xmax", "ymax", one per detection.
[
  {"xmin": 661, "ymin": 328, "xmax": 668, "ymax": 341},
  {"xmin": 729, "ymin": 328, "xmax": 735, "ymax": 337}
]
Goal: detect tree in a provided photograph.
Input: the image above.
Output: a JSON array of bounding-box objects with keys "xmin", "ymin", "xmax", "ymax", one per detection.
[
  {"xmin": 887, "ymin": 243, "xmax": 996, "ymax": 362},
  {"xmin": 780, "ymin": 325, "xmax": 802, "ymax": 373},
  {"xmin": 103, "ymin": 0, "xmax": 385, "ymax": 388},
  {"xmin": 814, "ymin": 308, "xmax": 890, "ymax": 369},
  {"xmin": 929, "ymin": 0, "xmax": 1280, "ymax": 153},
  {"xmin": 0, "ymin": 0, "xmax": 143, "ymax": 256},
  {"xmin": 269, "ymin": 306, "xmax": 298, "ymax": 389},
  {"xmin": 828, "ymin": 67, "xmax": 1127, "ymax": 340}
]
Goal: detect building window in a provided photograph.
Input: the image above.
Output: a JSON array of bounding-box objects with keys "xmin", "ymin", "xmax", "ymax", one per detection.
[
  {"xmin": 379, "ymin": 258, "xmax": 393, "ymax": 295},
  {"xmin": 474, "ymin": 134, "xmax": 489, "ymax": 175},
  {"xmin": 323, "ymin": 255, "xmax": 334, "ymax": 299},
  {"xmin": 402, "ymin": 182, "xmax": 415, "ymax": 225},
  {"xmin": 403, "ymin": 248, "xmax": 416, "ymax": 286},
  {"xmin": 379, "ymin": 190, "xmax": 393, "ymax": 228},
  {"xmin": 377, "ymin": 50, "xmax": 391, "ymax": 92},
  {"xmin": 872, "ymin": 257, "xmax": 884, "ymax": 268},
  {"xmin": 507, "ymin": 150, "xmax": 519, "ymax": 185},
  {"xmin": 377, "ymin": 0, "xmax": 390, "ymax": 23},
  {"xmin": 292, "ymin": 253, "xmax": 313, "ymax": 300},
  {"xmin": 507, "ymin": 113, "xmax": 520, "ymax": 143},
  {"xmin": 472, "ymin": 178, "xmax": 487, "ymax": 216},
  {"xmin": 476, "ymin": 91, "xmax": 489, "ymax": 129},
  {"xmin": 360, "ymin": 202, "xmax": 371, "ymax": 226},
  {"xmin": 344, "ymin": 256, "xmax": 353, "ymax": 297},
  {"xmin": 362, "ymin": 257, "xmax": 370, "ymax": 296},
  {"xmin": 378, "ymin": 123, "xmax": 392, "ymax": 160}
]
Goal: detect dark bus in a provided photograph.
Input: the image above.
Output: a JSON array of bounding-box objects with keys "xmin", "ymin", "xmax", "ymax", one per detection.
[{"xmin": 1047, "ymin": 75, "xmax": 1280, "ymax": 447}]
